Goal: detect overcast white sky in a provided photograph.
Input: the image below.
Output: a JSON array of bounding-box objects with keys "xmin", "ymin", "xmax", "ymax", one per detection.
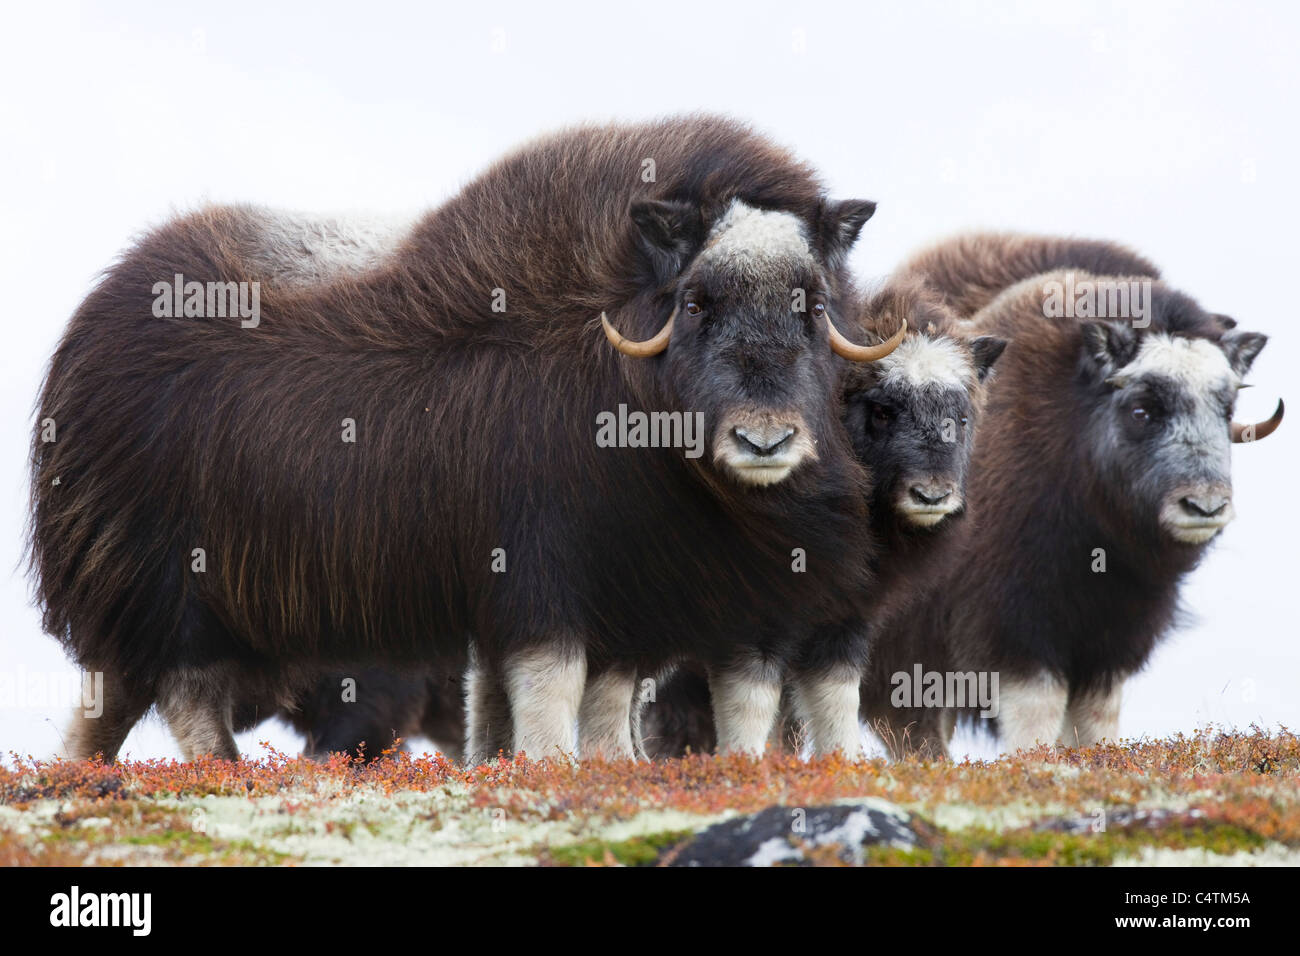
[{"xmin": 1, "ymin": 1, "xmax": 1295, "ymax": 762}]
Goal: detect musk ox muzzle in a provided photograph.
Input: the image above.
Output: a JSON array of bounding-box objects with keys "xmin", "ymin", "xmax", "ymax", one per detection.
[
  {"xmin": 1160, "ymin": 399, "xmax": 1282, "ymax": 543},
  {"xmin": 1161, "ymin": 481, "xmax": 1236, "ymax": 544},
  {"xmin": 897, "ymin": 476, "xmax": 963, "ymax": 526},
  {"xmin": 711, "ymin": 409, "xmax": 819, "ymax": 486}
]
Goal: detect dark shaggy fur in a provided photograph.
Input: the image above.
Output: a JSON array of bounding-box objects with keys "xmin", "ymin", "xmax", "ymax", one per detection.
[
  {"xmin": 862, "ymin": 233, "xmax": 1271, "ymax": 756},
  {"xmin": 30, "ymin": 114, "xmax": 884, "ymax": 761},
  {"xmin": 900, "ymin": 232, "xmax": 1162, "ymax": 317}
]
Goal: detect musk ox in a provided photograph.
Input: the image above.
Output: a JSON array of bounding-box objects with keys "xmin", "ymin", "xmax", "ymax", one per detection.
[
  {"xmin": 229, "ymin": 666, "xmax": 464, "ymax": 762},
  {"xmin": 861, "ymin": 233, "xmax": 1283, "ymax": 756},
  {"xmin": 638, "ymin": 275, "xmax": 1008, "ymax": 758},
  {"xmin": 898, "ymin": 232, "xmax": 1162, "ymax": 318},
  {"xmin": 29, "ymin": 115, "xmax": 903, "ymax": 763}
]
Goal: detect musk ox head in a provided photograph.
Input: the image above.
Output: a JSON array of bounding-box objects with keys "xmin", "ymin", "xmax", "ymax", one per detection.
[
  {"xmin": 1078, "ymin": 291, "xmax": 1281, "ymax": 545},
  {"xmin": 602, "ymin": 197, "xmax": 905, "ymax": 487},
  {"xmin": 842, "ymin": 281, "xmax": 1006, "ymax": 527}
]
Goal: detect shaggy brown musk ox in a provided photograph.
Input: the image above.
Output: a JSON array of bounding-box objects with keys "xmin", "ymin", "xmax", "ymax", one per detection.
[{"xmin": 29, "ymin": 115, "xmax": 904, "ymax": 763}]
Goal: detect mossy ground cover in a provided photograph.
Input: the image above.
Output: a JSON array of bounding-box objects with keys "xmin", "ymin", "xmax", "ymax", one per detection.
[{"xmin": 2, "ymin": 727, "xmax": 1295, "ymax": 866}]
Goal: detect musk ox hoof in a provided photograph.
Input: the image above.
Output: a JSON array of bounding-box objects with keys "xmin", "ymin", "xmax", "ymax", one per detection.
[{"xmin": 660, "ymin": 799, "xmax": 920, "ymax": 867}]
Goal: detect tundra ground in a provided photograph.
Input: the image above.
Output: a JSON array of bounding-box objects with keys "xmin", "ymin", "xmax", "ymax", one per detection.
[{"xmin": 1, "ymin": 727, "xmax": 1296, "ymax": 866}]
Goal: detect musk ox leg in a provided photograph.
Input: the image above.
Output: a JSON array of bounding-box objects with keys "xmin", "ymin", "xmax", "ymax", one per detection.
[
  {"xmin": 578, "ymin": 667, "xmax": 637, "ymax": 760},
  {"xmin": 773, "ymin": 690, "xmax": 806, "ymax": 755},
  {"xmin": 420, "ymin": 674, "xmax": 466, "ymax": 763},
  {"xmin": 789, "ymin": 666, "xmax": 864, "ymax": 758},
  {"xmin": 62, "ymin": 669, "xmax": 154, "ymax": 762},
  {"xmin": 862, "ymin": 713, "xmax": 913, "ymax": 760},
  {"xmin": 157, "ymin": 666, "xmax": 239, "ymax": 761},
  {"xmin": 503, "ymin": 645, "xmax": 586, "ymax": 761},
  {"xmin": 465, "ymin": 662, "xmax": 513, "ymax": 764},
  {"xmin": 863, "ymin": 703, "xmax": 952, "ymax": 759},
  {"xmin": 934, "ymin": 708, "xmax": 957, "ymax": 756},
  {"xmin": 996, "ymin": 672, "xmax": 1069, "ymax": 755},
  {"xmin": 628, "ymin": 673, "xmax": 650, "ymax": 761},
  {"xmin": 708, "ymin": 658, "xmax": 783, "ymax": 756},
  {"xmin": 1060, "ymin": 683, "xmax": 1122, "ymax": 748}
]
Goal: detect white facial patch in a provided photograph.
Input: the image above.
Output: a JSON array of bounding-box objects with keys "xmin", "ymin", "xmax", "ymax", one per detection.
[
  {"xmin": 1115, "ymin": 333, "xmax": 1238, "ymax": 453},
  {"xmin": 696, "ymin": 200, "xmax": 815, "ymax": 281},
  {"xmin": 1113, "ymin": 333, "xmax": 1238, "ymax": 392},
  {"xmin": 875, "ymin": 334, "xmax": 973, "ymax": 391}
]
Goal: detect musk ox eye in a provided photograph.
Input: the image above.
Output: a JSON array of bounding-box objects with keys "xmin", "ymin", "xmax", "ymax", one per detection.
[
  {"xmin": 871, "ymin": 403, "xmax": 893, "ymax": 425},
  {"xmin": 812, "ymin": 302, "xmax": 827, "ymax": 316},
  {"xmin": 684, "ymin": 301, "xmax": 703, "ymax": 317},
  {"xmin": 1131, "ymin": 406, "xmax": 1149, "ymax": 422}
]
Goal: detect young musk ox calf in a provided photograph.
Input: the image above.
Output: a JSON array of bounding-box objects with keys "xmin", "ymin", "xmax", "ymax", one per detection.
[
  {"xmin": 861, "ymin": 233, "xmax": 1283, "ymax": 756},
  {"xmin": 229, "ymin": 666, "xmax": 465, "ymax": 762},
  {"xmin": 638, "ymin": 275, "xmax": 1008, "ymax": 758},
  {"xmin": 29, "ymin": 115, "xmax": 904, "ymax": 763}
]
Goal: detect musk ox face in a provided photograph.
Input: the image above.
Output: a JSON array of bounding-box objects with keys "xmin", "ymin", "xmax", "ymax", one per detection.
[
  {"xmin": 845, "ymin": 333, "xmax": 1006, "ymax": 526},
  {"xmin": 1080, "ymin": 319, "xmax": 1269, "ymax": 545},
  {"xmin": 605, "ymin": 196, "xmax": 900, "ymax": 487},
  {"xmin": 671, "ymin": 202, "xmax": 838, "ymax": 486}
]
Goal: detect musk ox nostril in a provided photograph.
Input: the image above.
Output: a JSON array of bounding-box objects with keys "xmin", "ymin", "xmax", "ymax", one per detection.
[
  {"xmin": 1180, "ymin": 494, "xmax": 1230, "ymax": 518},
  {"xmin": 910, "ymin": 485, "xmax": 953, "ymax": 506},
  {"xmin": 733, "ymin": 426, "xmax": 795, "ymax": 457}
]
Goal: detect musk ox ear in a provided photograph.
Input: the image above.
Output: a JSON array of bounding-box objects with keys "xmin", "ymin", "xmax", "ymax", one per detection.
[
  {"xmin": 629, "ymin": 199, "xmax": 705, "ymax": 283},
  {"xmin": 816, "ymin": 199, "xmax": 877, "ymax": 269},
  {"xmin": 969, "ymin": 336, "xmax": 1007, "ymax": 382},
  {"xmin": 1220, "ymin": 330, "xmax": 1268, "ymax": 377},
  {"xmin": 1081, "ymin": 320, "xmax": 1139, "ymax": 378}
]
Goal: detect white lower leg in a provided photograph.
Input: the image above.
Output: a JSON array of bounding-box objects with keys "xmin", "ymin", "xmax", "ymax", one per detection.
[
  {"xmin": 996, "ymin": 671, "xmax": 1069, "ymax": 754},
  {"xmin": 1061, "ymin": 683, "xmax": 1122, "ymax": 747},
  {"xmin": 157, "ymin": 666, "xmax": 239, "ymax": 761},
  {"xmin": 464, "ymin": 662, "xmax": 513, "ymax": 763},
  {"xmin": 62, "ymin": 669, "xmax": 151, "ymax": 762},
  {"xmin": 578, "ymin": 669, "xmax": 636, "ymax": 760},
  {"xmin": 505, "ymin": 645, "xmax": 586, "ymax": 760},
  {"xmin": 790, "ymin": 668, "xmax": 864, "ymax": 757},
  {"xmin": 709, "ymin": 663, "xmax": 782, "ymax": 756}
]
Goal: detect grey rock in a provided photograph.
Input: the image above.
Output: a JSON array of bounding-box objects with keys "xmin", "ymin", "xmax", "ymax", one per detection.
[
  {"xmin": 1034, "ymin": 807, "xmax": 1207, "ymax": 835},
  {"xmin": 663, "ymin": 799, "xmax": 921, "ymax": 867}
]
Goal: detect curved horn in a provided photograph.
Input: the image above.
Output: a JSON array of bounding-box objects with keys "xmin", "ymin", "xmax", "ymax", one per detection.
[
  {"xmin": 828, "ymin": 317, "xmax": 907, "ymax": 362},
  {"xmin": 1232, "ymin": 398, "xmax": 1284, "ymax": 443},
  {"xmin": 601, "ymin": 308, "xmax": 676, "ymax": 358}
]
